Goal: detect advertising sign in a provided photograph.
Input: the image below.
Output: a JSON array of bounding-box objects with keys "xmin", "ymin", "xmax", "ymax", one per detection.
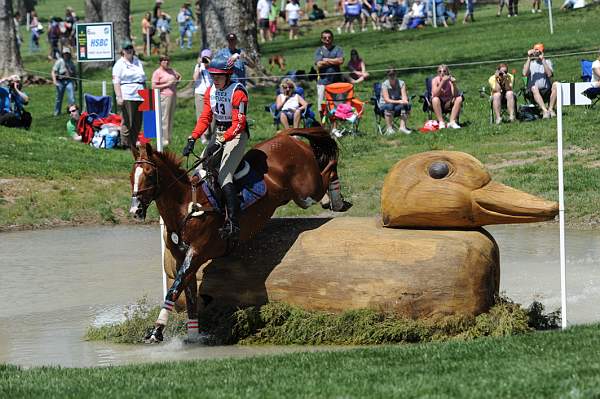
[{"xmin": 75, "ymin": 22, "xmax": 114, "ymax": 62}]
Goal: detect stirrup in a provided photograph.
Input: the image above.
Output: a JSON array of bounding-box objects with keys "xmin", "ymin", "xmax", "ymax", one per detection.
[{"xmin": 219, "ymin": 219, "xmax": 240, "ymax": 241}]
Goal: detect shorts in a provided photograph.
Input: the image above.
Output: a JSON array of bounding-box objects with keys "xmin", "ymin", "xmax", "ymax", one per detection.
[
  {"xmin": 288, "ymin": 18, "xmax": 298, "ymax": 27},
  {"xmin": 282, "ymin": 109, "xmax": 296, "ymax": 121},
  {"xmin": 259, "ymin": 18, "xmax": 269, "ymax": 29},
  {"xmin": 361, "ymin": 7, "xmax": 373, "ymax": 16},
  {"xmin": 344, "ymin": 13, "xmax": 360, "ymax": 23}
]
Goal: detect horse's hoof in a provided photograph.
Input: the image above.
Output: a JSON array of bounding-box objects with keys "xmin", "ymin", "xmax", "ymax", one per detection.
[
  {"xmin": 332, "ymin": 200, "xmax": 353, "ymax": 212},
  {"xmin": 183, "ymin": 333, "xmax": 209, "ymax": 345},
  {"xmin": 143, "ymin": 326, "xmax": 164, "ymax": 344}
]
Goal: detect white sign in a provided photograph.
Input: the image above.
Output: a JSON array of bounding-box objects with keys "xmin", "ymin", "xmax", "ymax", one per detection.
[
  {"xmin": 560, "ymin": 82, "xmax": 593, "ymax": 106},
  {"xmin": 75, "ymin": 22, "xmax": 114, "ymax": 62}
]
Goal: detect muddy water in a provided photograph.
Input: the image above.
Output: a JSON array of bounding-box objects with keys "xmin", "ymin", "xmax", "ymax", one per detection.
[{"xmin": 0, "ymin": 223, "xmax": 598, "ymax": 368}]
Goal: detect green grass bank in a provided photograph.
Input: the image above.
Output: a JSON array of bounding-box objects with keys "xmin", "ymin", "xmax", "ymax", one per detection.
[
  {"xmin": 2, "ymin": 323, "xmax": 600, "ymax": 398},
  {"xmin": 2, "ymin": 3, "xmax": 600, "ymax": 231}
]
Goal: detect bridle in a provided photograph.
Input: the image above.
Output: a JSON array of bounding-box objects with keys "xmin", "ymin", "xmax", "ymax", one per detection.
[{"xmin": 132, "ymin": 159, "xmax": 159, "ymax": 200}]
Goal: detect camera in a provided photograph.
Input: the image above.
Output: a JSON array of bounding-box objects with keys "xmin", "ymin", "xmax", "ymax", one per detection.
[{"xmin": 498, "ymin": 71, "xmax": 505, "ymax": 77}]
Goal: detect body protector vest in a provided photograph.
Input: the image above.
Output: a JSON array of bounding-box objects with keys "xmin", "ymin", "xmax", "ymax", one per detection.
[{"xmin": 209, "ymin": 82, "xmax": 247, "ymax": 124}]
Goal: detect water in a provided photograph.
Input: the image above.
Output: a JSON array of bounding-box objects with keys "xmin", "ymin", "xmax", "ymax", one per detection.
[{"xmin": 0, "ymin": 223, "xmax": 598, "ymax": 368}]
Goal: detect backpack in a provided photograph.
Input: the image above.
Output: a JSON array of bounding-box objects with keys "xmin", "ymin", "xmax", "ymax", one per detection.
[{"xmin": 517, "ymin": 104, "xmax": 541, "ymax": 122}]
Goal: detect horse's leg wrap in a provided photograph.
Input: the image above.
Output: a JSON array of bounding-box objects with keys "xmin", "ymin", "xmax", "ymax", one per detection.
[
  {"xmin": 168, "ymin": 248, "xmax": 195, "ymax": 301},
  {"xmin": 184, "ymin": 278, "xmax": 200, "ymax": 343},
  {"xmin": 328, "ymin": 178, "xmax": 353, "ymax": 212}
]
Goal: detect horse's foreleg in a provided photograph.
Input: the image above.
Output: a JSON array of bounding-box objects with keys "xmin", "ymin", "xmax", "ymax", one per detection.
[{"xmin": 145, "ymin": 247, "xmax": 198, "ymax": 344}]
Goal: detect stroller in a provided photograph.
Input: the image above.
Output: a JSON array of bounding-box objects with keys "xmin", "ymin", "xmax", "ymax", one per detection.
[
  {"xmin": 77, "ymin": 94, "xmax": 122, "ymax": 148},
  {"xmin": 320, "ymin": 82, "xmax": 364, "ymax": 136}
]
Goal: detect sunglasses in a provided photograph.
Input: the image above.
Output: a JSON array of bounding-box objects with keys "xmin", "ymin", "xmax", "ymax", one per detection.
[{"xmin": 68, "ymin": 108, "xmax": 78, "ymax": 113}]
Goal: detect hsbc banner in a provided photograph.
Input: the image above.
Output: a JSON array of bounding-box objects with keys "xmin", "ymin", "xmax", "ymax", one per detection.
[{"xmin": 75, "ymin": 22, "xmax": 114, "ymax": 62}]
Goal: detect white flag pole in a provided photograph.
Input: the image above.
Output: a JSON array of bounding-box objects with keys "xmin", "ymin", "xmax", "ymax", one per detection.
[
  {"xmin": 432, "ymin": 0, "xmax": 438, "ymax": 28},
  {"xmin": 146, "ymin": 30, "xmax": 151, "ymax": 57},
  {"xmin": 548, "ymin": 0, "xmax": 554, "ymax": 34},
  {"xmin": 556, "ymin": 84, "xmax": 567, "ymax": 329},
  {"xmin": 102, "ymin": 80, "xmax": 107, "ymax": 96},
  {"xmin": 153, "ymin": 88, "xmax": 167, "ymax": 299}
]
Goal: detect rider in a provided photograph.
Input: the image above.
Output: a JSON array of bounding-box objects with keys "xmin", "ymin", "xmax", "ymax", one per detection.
[{"xmin": 182, "ymin": 55, "xmax": 249, "ymax": 241}]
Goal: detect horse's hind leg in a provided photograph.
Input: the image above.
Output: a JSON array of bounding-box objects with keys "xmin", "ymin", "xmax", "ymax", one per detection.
[
  {"xmin": 320, "ymin": 161, "xmax": 353, "ymax": 212},
  {"xmin": 183, "ymin": 276, "xmax": 201, "ymax": 343}
]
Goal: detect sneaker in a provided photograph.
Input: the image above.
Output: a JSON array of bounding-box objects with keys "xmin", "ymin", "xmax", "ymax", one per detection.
[
  {"xmin": 331, "ymin": 128, "xmax": 343, "ymax": 138},
  {"xmin": 549, "ymin": 110, "xmax": 556, "ymax": 118},
  {"xmin": 495, "ymin": 117, "xmax": 502, "ymax": 125},
  {"xmin": 398, "ymin": 127, "xmax": 412, "ymax": 135},
  {"xmin": 361, "ymin": 27, "xmax": 367, "ymax": 32},
  {"xmin": 447, "ymin": 121, "xmax": 461, "ymax": 129},
  {"xmin": 531, "ymin": 8, "xmax": 536, "ymax": 12},
  {"xmin": 438, "ymin": 121, "xmax": 446, "ymax": 129},
  {"xmin": 337, "ymin": 27, "xmax": 342, "ymax": 34},
  {"xmin": 542, "ymin": 111, "xmax": 551, "ymax": 119},
  {"xmin": 385, "ymin": 127, "xmax": 395, "ymax": 135}
]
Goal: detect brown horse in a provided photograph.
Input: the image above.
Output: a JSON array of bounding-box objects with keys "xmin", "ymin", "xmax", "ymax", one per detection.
[{"xmin": 129, "ymin": 127, "xmax": 351, "ymax": 343}]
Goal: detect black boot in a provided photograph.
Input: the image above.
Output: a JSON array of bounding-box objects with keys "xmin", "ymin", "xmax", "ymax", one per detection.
[{"xmin": 219, "ymin": 183, "xmax": 241, "ymax": 241}]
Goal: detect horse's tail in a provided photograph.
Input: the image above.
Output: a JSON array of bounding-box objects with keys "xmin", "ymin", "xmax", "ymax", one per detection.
[{"xmin": 283, "ymin": 127, "xmax": 339, "ymax": 171}]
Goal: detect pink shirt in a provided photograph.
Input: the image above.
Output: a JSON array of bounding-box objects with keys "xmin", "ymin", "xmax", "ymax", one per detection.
[
  {"xmin": 152, "ymin": 67, "xmax": 178, "ymax": 97},
  {"xmin": 431, "ymin": 75, "xmax": 454, "ymax": 102}
]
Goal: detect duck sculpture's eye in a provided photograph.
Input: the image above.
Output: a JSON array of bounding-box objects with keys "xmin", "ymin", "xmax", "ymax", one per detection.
[{"xmin": 428, "ymin": 161, "xmax": 450, "ymax": 179}]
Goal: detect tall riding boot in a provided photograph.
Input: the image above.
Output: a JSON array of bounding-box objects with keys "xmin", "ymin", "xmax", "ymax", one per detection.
[{"xmin": 220, "ymin": 183, "xmax": 241, "ymax": 241}]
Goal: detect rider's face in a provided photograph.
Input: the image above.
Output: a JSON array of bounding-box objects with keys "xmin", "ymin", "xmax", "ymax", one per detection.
[{"xmin": 213, "ymin": 74, "xmax": 228, "ymax": 89}]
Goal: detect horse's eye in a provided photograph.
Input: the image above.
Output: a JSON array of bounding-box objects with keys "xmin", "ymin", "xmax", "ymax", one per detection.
[{"xmin": 428, "ymin": 162, "xmax": 450, "ymax": 179}]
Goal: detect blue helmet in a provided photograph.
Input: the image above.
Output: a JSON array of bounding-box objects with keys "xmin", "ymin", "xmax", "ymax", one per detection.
[{"xmin": 207, "ymin": 56, "xmax": 234, "ymax": 75}]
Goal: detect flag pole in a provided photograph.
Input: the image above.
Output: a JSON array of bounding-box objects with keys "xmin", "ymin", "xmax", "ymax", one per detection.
[
  {"xmin": 153, "ymin": 88, "xmax": 167, "ymax": 299},
  {"xmin": 556, "ymin": 83, "xmax": 567, "ymax": 329}
]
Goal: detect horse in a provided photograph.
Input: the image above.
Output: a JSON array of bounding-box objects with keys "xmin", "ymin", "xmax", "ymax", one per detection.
[{"xmin": 129, "ymin": 127, "xmax": 351, "ymax": 343}]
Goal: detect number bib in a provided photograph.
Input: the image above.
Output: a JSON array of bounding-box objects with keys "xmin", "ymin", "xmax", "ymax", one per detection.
[{"xmin": 209, "ymin": 82, "xmax": 246, "ymax": 123}]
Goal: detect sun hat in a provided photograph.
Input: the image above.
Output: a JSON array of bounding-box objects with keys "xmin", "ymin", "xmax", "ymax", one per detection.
[
  {"xmin": 200, "ymin": 49, "xmax": 212, "ymax": 58},
  {"xmin": 62, "ymin": 47, "xmax": 71, "ymax": 54}
]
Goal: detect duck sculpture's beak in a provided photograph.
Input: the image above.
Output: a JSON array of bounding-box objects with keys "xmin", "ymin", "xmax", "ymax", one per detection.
[{"xmin": 471, "ymin": 180, "xmax": 559, "ymax": 225}]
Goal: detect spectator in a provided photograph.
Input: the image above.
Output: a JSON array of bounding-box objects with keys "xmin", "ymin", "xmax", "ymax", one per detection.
[
  {"xmin": 337, "ymin": 0, "xmax": 362, "ymax": 34},
  {"xmin": 29, "ymin": 11, "xmax": 41, "ymax": 53},
  {"xmin": 591, "ymin": 50, "xmax": 600, "ymax": 88},
  {"xmin": 346, "ymin": 49, "xmax": 369, "ymax": 84},
  {"xmin": 156, "ymin": 10, "xmax": 172, "ymax": 55},
  {"xmin": 429, "ymin": 0, "xmax": 453, "ymax": 27},
  {"xmin": 314, "ymin": 29, "xmax": 344, "ymax": 110},
  {"xmin": 64, "ymin": 7, "xmax": 77, "ymax": 47},
  {"xmin": 462, "ymin": 0, "xmax": 475, "ymax": 23},
  {"xmin": 400, "ymin": 0, "xmax": 425, "ymax": 29},
  {"xmin": 268, "ymin": 1, "xmax": 280, "ymax": 37},
  {"xmin": 13, "ymin": 12, "xmax": 22, "ymax": 51},
  {"xmin": 66, "ymin": 103, "xmax": 82, "ymax": 141},
  {"xmin": 531, "ymin": 0, "xmax": 541, "ymax": 12},
  {"xmin": 47, "ymin": 17, "xmax": 61, "ymax": 60},
  {"xmin": 431, "ymin": 64, "xmax": 463, "ymax": 129},
  {"xmin": 523, "ymin": 43, "xmax": 557, "ymax": 118},
  {"xmin": 112, "ymin": 40, "xmax": 146, "ymax": 148},
  {"xmin": 309, "ymin": 3, "xmax": 326, "ymax": 20},
  {"xmin": 275, "ymin": 78, "xmax": 308, "ymax": 128},
  {"xmin": 497, "ymin": 0, "xmax": 507, "ymax": 16},
  {"xmin": 141, "ymin": 12, "xmax": 158, "ymax": 55},
  {"xmin": 0, "ymin": 75, "xmax": 31, "ymax": 129},
  {"xmin": 285, "ymin": 0, "xmax": 302, "ymax": 40},
  {"xmin": 152, "ymin": 55, "xmax": 181, "ymax": 146},
  {"xmin": 176, "ymin": 3, "xmax": 194, "ymax": 49},
  {"xmin": 215, "ymin": 33, "xmax": 248, "ymax": 86},
  {"xmin": 257, "ymin": 0, "xmax": 272, "ymax": 43},
  {"xmin": 51, "ymin": 47, "xmax": 76, "ymax": 117},
  {"xmin": 378, "ymin": 68, "xmax": 411, "ymax": 135},
  {"xmin": 193, "ymin": 49, "xmax": 214, "ymax": 143},
  {"xmin": 489, "ymin": 63, "xmax": 516, "ymax": 124},
  {"xmin": 560, "ymin": 0, "xmax": 585, "ymax": 10},
  {"xmin": 361, "ymin": 0, "xmax": 379, "ymax": 30},
  {"xmin": 508, "ymin": 0, "xmax": 519, "ymax": 16}
]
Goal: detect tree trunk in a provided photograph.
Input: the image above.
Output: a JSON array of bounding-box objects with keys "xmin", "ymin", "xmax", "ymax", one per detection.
[
  {"xmin": 0, "ymin": 0, "xmax": 23, "ymax": 76},
  {"xmin": 84, "ymin": 0, "xmax": 130, "ymax": 69},
  {"xmin": 84, "ymin": 0, "xmax": 102, "ymax": 23},
  {"xmin": 200, "ymin": 0, "xmax": 266, "ymax": 83}
]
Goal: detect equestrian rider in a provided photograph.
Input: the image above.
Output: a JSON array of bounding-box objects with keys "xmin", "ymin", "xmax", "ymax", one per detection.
[{"xmin": 182, "ymin": 55, "xmax": 249, "ymax": 241}]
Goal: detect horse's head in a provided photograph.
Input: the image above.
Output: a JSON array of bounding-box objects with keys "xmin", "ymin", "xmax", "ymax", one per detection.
[{"xmin": 130, "ymin": 143, "xmax": 159, "ymax": 220}]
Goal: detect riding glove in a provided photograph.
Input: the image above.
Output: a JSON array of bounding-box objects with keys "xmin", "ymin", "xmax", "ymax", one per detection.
[
  {"xmin": 205, "ymin": 140, "xmax": 223, "ymax": 157},
  {"xmin": 182, "ymin": 137, "xmax": 196, "ymax": 156}
]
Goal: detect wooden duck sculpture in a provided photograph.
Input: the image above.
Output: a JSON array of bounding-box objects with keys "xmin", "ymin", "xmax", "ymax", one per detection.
[{"xmin": 165, "ymin": 151, "xmax": 558, "ymax": 319}]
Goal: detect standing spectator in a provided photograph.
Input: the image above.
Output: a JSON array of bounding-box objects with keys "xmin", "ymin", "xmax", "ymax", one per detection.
[
  {"xmin": 0, "ymin": 75, "xmax": 31, "ymax": 129},
  {"xmin": 141, "ymin": 12, "xmax": 158, "ymax": 55},
  {"xmin": 51, "ymin": 47, "xmax": 76, "ymax": 117},
  {"xmin": 337, "ymin": 0, "xmax": 362, "ymax": 34},
  {"xmin": 489, "ymin": 63, "xmax": 516, "ymax": 124},
  {"xmin": 431, "ymin": 64, "xmax": 463, "ymax": 129},
  {"xmin": 215, "ymin": 33, "xmax": 248, "ymax": 86},
  {"xmin": 531, "ymin": 0, "xmax": 541, "ymax": 12},
  {"xmin": 462, "ymin": 0, "xmax": 475, "ymax": 23},
  {"xmin": 47, "ymin": 17, "xmax": 61, "ymax": 60},
  {"xmin": 275, "ymin": 78, "xmax": 308, "ymax": 128},
  {"xmin": 66, "ymin": 104, "xmax": 82, "ymax": 141},
  {"xmin": 314, "ymin": 29, "xmax": 344, "ymax": 110},
  {"xmin": 268, "ymin": 1, "xmax": 280, "ymax": 37},
  {"xmin": 112, "ymin": 41, "xmax": 146, "ymax": 148},
  {"xmin": 378, "ymin": 68, "xmax": 411, "ymax": 135},
  {"xmin": 497, "ymin": 0, "xmax": 507, "ymax": 16},
  {"xmin": 523, "ymin": 43, "xmax": 557, "ymax": 118},
  {"xmin": 193, "ymin": 49, "xmax": 214, "ymax": 143},
  {"xmin": 29, "ymin": 10, "xmax": 41, "ymax": 53},
  {"xmin": 361, "ymin": 0, "xmax": 379, "ymax": 30},
  {"xmin": 346, "ymin": 49, "xmax": 369, "ymax": 84},
  {"xmin": 176, "ymin": 3, "xmax": 194, "ymax": 49},
  {"xmin": 257, "ymin": 0, "xmax": 272, "ymax": 43},
  {"xmin": 508, "ymin": 0, "xmax": 519, "ymax": 16},
  {"xmin": 152, "ymin": 55, "xmax": 181, "ymax": 146},
  {"xmin": 64, "ymin": 7, "xmax": 77, "ymax": 47},
  {"xmin": 13, "ymin": 12, "xmax": 22, "ymax": 51},
  {"xmin": 285, "ymin": 0, "xmax": 302, "ymax": 40},
  {"xmin": 156, "ymin": 10, "xmax": 172, "ymax": 55}
]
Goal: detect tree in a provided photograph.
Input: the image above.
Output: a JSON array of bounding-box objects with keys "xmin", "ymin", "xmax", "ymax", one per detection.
[
  {"xmin": 200, "ymin": 0, "xmax": 265, "ymax": 80},
  {"xmin": 0, "ymin": 0, "xmax": 23, "ymax": 77},
  {"xmin": 84, "ymin": 0, "xmax": 130, "ymax": 68}
]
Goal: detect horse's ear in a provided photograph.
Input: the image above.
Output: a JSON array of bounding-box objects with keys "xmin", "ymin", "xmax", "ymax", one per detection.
[
  {"xmin": 144, "ymin": 142, "xmax": 154, "ymax": 157},
  {"xmin": 131, "ymin": 143, "xmax": 140, "ymax": 160}
]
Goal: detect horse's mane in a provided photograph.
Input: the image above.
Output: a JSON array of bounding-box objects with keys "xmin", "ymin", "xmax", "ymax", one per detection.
[{"xmin": 153, "ymin": 150, "xmax": 191, "ymax": 184}]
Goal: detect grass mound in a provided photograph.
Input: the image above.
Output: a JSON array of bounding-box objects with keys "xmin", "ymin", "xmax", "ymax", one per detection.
[{"xmin": 86, "ymin": 296, "xmax": 560, "ymax": 345}]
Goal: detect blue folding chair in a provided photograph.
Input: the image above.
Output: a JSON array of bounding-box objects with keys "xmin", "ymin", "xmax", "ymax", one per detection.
[
  {"xmin": 84, "ymin": 93, "xmax": 112, "ymax": 118},
  {"xmin": 265, "ymin": 85, "xmax": 319, "ymax": 128},
  {"xmin": 581, "ymin": 60, "xmax": 600, "ymax": 108}
]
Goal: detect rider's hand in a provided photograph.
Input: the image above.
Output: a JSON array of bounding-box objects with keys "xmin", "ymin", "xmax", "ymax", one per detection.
[
  {"xmin": 182, "ymin": 137, "xmax": 196, "ymax": 156},
  {"xmin": 205, "ymin": 140, "xmax": 223, "ymax": 157}
]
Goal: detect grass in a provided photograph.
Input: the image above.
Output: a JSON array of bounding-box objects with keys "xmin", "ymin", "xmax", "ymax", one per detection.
[
  {"xmin": 2, "ymin": 323, "xmax": 600, "ymax": 398},
  {"xmin": 2, "ymin": 2, "xmax": 600, "ymax": 229}
]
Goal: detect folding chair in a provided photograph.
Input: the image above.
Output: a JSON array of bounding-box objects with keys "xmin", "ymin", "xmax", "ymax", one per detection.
[
  {"xmin": 84, "ymin": 93, "xmax": 112, "ymax": 118},
  {"xmin": 419, "ymin": 76, "xmax": 464, "ymax": 122},
  {"xmin": 265, "ymin": 86, "xmax": 319, "ymax": 128},
  {"xmin": 371, "ymin": 82, "xmax": 415, "ymax": 134},
  {"xmin": 320, "ymin": 82, "xmax": 364, "ymax": 136},
  {"xmin": 581, "ymin": 59, "xmax": 600, "ymax": 108}
]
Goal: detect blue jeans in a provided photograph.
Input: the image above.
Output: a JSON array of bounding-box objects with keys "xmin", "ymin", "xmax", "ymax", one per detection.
[
  {"xmin": 54, "ymin": 80, "xmax": 75, "ymax": 116},
  {"xmin": 380, "ymin": 102, "xmax": 411, "ymax": 115}
]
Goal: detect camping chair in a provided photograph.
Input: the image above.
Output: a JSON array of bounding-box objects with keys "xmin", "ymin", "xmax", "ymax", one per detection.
[
  {"xmin": 265, "ymin": 86, "xmax": 318, "ymax": 128},
  {"xmin": 371, "ymin": 82, "xmax": 415, "ymax": 135},
  {"xmin": 419, "ymin": 76, "xmax": 464, "ymax": 122},
  {"xmin": 85, "ymin": 93, "xmax": 112, "ymax": 118},
  {"xmin": 479, "ymin": 80, "xmax": 518, "ymax": 124},
  {"xmin": 320, "ymin": 82, "xmax": 364, "ymax": 136},
  {"xmin": 581, "ymin": 59, "xmax": 600, "ymax": 108}
]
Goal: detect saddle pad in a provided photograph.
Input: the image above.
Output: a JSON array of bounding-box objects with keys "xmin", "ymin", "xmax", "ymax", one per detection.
[{"xmin": 200, "ymin": 169, "xmax": 267, "ymax": 212}]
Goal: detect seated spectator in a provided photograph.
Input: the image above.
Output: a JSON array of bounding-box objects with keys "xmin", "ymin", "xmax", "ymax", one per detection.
[
  {"xmin": 489, "ymin": 63, "xmax": 516, "ymax": 124},
  {"xmin": 591, "ymin": 50, "xmax": 600, "ymax": 88},
  {"xmin": 431, "ymin": 64, "xmax": 463, "ymax": 129},
  {"xmin": 399, "ymin": 0, "xmax": 425, "ymax": 30},
  {"xmin": 309, "ymin": 3, "xmax": 327, "ymax": 20},
  {"xmin": 560, "ymin": 0, "xmax": 585, "ymax": 11},
  {"xmin": 346, "ymin": 49, "xmax": 369, "ymax": 84},
  {"xmin": 522, "ymin": 43, "xmax": 557, "ymax": 118},
  {"xmin": 378, "ymin": 68, "xmax": 412, "ymax": 135},
  {"xmin": 66, "ymin": 103, "xmax": 82, "ymax": 141},
  {"xmin": 0, "ymin": 75, "xmax": 32, "ymax": 129},
  {"xmin": 275, "ymin": 78, "xmax": 308, "ymax": 128}
]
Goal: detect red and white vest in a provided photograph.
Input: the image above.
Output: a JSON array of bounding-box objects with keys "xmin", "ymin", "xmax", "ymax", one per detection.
[{"xmin": 209, "ymin": 82, "xmax": 247, "ymax": 124}]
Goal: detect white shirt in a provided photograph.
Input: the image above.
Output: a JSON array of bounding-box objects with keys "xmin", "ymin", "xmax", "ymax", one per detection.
[
  {"xmin": 592, "ymin": 59, "xmax": 600, "ymax": 87},
  {"xmin": 193, "ymin": 63, "xmax": 213, "ymax": 95},
  {"xmin": 112, "ymin": 56, "xmax": 146, "ymax": 101},
  {"xmin": 285, "ymin": 3, "xmax": 301, "ymax": 20},
  {"xmin": 257, "ymin": 0, "xmax": 272, "ymax": 19},
  {"xmin": 410, "ymin": 2, "xmax": 425, "ymax": 17},
  {"xmin": 278, "ymin": 93, "xmax": 300, "ymax": 111}
]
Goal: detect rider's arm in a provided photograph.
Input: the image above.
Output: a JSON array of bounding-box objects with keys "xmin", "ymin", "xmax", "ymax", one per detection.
[
  {"xmin": 190, "ymin": 86, "xmax": 213, "ymax": 139},
  {"xmin": 222, "ymin": 89, "xmax": 248, "ymax": 142}
]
